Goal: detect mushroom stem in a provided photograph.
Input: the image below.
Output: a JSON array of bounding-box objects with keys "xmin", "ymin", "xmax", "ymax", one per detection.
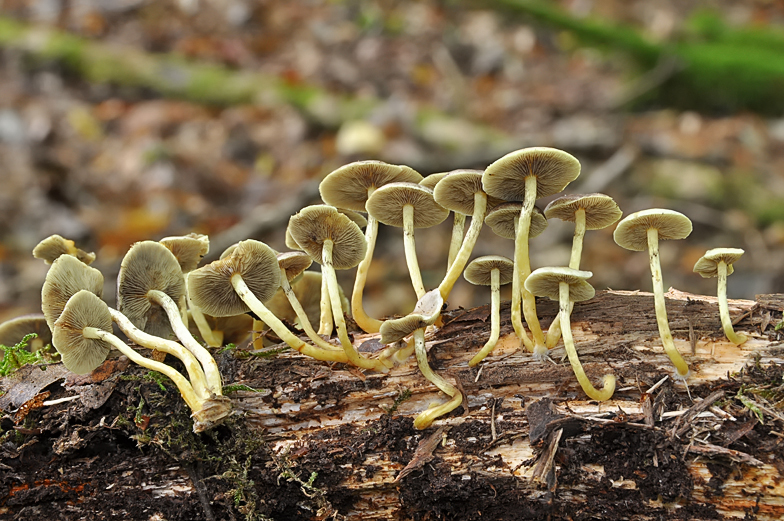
[
  {"xmin": 146, "ymin": 289, "xmax": 224, "ymax": 393},
  {"xmin": 515, "ymin": 176, "xmax": 546, "ymax": 356},
  {"xmin": 317, "ymin": 272, "xmax": 334, "ymax": 335},
  {"xmin": 229, "ymin": 274, "xmax": 350, "ymax": 364},
  {"xmin": 186, "ymin": 272, "xmax": 223, "ymax": 347},
  {"xmin": 403, "ymin": 204, "xmax": 427, "ymax": 300},
  {"xmin": 438, "ymin": 193, "xmax": 487, "ymax": 300},
  {"xmin": 412, "ymin": 327, "xmax": 463, "ymax": 429},
  {"xmin": 717, "ymin": 261, "xmax": 748, "ymax": 345},
  {"xmin": 447, "ymin": 213, "xmax": 466, "ymax": 269},
  {"xmin": 469, "ymin": 268, "xmax": 501, "ymax": 367},
  {"xmin": 545, "ymin": 209, "xmax": 585, "ymax": 348},
  {"xmin": 279, "ymin": 267, "xmax": 343, "ymax": 352},
  {"xmin": 647, "ymin": 227, "xmax": 690, "ymax": 377},
  {"xmin": 351, "ymin": 215, "xmax": 383, "ymax": 333},
  {"xmin": 321, "ymin": 240, "xmax": 390, "ymax": 372},
  {"xmin": 558, "ymin": 281, "xmax": 615, "ymax": 401}
]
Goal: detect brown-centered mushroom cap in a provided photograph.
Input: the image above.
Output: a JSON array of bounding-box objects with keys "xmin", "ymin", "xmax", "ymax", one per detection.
[
  {"xmin": 116, "ymin": 241, "xmax": 186, "ymax": 338},
  {"xmin": 432, "ymin": 169, "xmax": 503, "ymax": 215},
  {"xmin": 0, "ymin": 314, "xmax": 52, "ymax": 350},
  {"xmin": 613, "ymin": 209, "xmax": 693, "ymax": 251},
  {"xmin": 463, "ymin": 256, "xmax": 515, "ymax": 286},
  {"xmin": 482, "ymin": 147, "xmax": 581, "ymax": 201},
  {"xmin": 33, "ymin": 234, "xmax": 96, "ymax": 265},
  {"xmin": 159, "ymin": 233, "xmax": 210, "ymax": 273},
  {"xmin": 365, "ymin": 182, "xmax": 449, "ymax": 229},
  {"xmin": 320, "ymin": 160, "xmax": 423, "ymax": 211},
  {"xmin": 277, "ymin": 251, "xmax": 313, "ymax": 282},
  {"xmin": 484, "ymin": 203, "xmax": 547, "ymax": 240},
  {"xmin": 525, "ymin": 267, "xmax": 595, "ymax": 303},
  {"xmin": 52, "ymin": 290, "xmax": 112, "ymax": 375},
  {"xmin": 188, "ymin": 240, "xmax": 281, "ymax": 317},
  {"xmin": 544, "ymin": 193, "xmax": 623, "ymax": 230},
  {"xmin": 42, "ymin": 254, "xmax": 104, "ymax": 331},
  {"xmin": 287, "ymin": 205, "xmax": 367, "ymax": 269},
  {"xmin": 379, "ymin": 289, "xmax": 444, "ymax": 344},
  {"xmin": 693, "ymin": 248, "xmax": 744, "ymax": 278}
]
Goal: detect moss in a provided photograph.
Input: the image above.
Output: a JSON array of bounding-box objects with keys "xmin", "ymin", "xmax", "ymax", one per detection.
[{"xmin": 0, "ymin": 333, "xmax": 49, "ymax": 376}]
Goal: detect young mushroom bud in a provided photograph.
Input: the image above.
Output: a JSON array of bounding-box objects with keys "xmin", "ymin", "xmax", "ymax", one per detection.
[
  {"xmin": 693, "ymin": 247, "xmax": 747, "ymax": 345},
  {"xmin": 33, "ymin": 234, "xmax": 96, "ymax": 265},
  {"xmin": 463, "ymin": 256, "xmax": 514, "ymax": 367}
]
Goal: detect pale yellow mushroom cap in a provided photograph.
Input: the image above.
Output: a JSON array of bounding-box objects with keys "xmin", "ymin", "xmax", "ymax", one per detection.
[
  {"xmin": 287, "ymin": 205, "xmax": 367, "ymax": 269},
  {"xmin": 42, "ymin": 254, "xmax": 104, "ymax": 331},
  {"xmin": 52, "ymin": 290, "xmax": 112, "ymax": 375},
  {"xmin": 366, "ymin": 182, "xmax": 449, "ymax": 229},
  {"xmin": 693, "ymin": 248, "xmax": 744, "ymax": 278},
  {"xmin": 482, "ymin": 147, "xmax": 580, "ymax": 201},
  {"xmin": 159, "ymin": 233, "xmax": 210, "ymax": 273},
  {"xmin": 463, "ymin": 255, "xmax": 514, "ymax": 286},
  {"xmin": 544, "ymin": 193, "xmax": 622, "ymax": 230},
  {"xmin": 525, "ymin": 267, "xmax": 595, "ymax": 303},
  {"xmin": 484, "ymin": 203, "xmax": 547, "ymax": 240},
  {"xmin": 613, "ymin": 209, "xmax": 693, "ymax": 251},
  {"xmin": 319, "ymin": 160, "xmax": 423, "ymax": 211}
]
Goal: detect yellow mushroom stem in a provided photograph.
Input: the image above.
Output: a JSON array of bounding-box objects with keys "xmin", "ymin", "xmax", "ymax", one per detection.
[
  {"xmin": 717, "ymin": 261, "xmax": 748, "ymax": 345},
  {"xmin": 402, "ymin": 204, "xmax": 426, "ymax": 300},
  {"xmin": 351, "ymin": 213, "xmax": 383, "ymax": 333},
  {"xmin": 278, "ymin": 267, "xmax": 343, "ymax": 352},
  {"xmin": 317, "ymin": 272, "xmax": 333, "ymax": 335},
  {"xmin": 438, "ymin": 192, "xmax": 487, "ymax": 300},
  {"xmin": 186, "ymin": 273, "xmax": 223, "ymax": 347},
  {"xmin": 447, "ymin": 213, "xmax": 466, "ymax": 270},
  {"xmin": 412, "ymin": 327, "xmax": 463, "ymax": 429},
  {"xmin": 558, "ymin": 281, "xmax": 616, "ymax": 401},
  {"xmin": 514, "ymin": 176, "xmax": 545, "ymax": 356},
  {"xmin": 647, "ymin": 227, "xmax": 690, "ymax": 377},
  {"xmin": 545, "ymin": 208, "xmax": 585, "ymax": 348},
  {"xmin": 469, "ymin": 268, "xmax": 501, "ymax": 367},
  {"xmin": 229, "ymin": 273, "xmax": 351, "ymax": 365}
]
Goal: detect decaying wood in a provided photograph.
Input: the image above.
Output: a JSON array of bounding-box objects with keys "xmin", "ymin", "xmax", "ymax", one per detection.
[{"xmin": 2, "ymin": 289, "xmax": 784, "ymax": 520}]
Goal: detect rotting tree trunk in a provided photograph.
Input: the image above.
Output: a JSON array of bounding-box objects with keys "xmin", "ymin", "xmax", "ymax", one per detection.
[{"xmin": 2, "ymin": 289, "xmax": 784, "ymax": 520}]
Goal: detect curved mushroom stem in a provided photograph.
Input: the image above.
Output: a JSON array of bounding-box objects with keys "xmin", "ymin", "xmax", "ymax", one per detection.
[
  {"xmin": 403, "ymin": 204, "xmax": 427, "ymax": 300},
  {"xmin": 515, "ymin": 176, "xmax": 546, "ymax": 356},
  {"xmin": 186, "ymin": 273, "xmax": 223, "ymax": 347},
  {"xmin": 558, "ymin": 281, "xmax": 616, "ymax": 401},
  {"xmin": 351, "ymin": 214, "xmax": 383, "ymax": 333},
  {"xmin": 545, "ymin": 209, "xmax": 585, "ymax": 348},
  {"xmin": 447, "ymin": 213, "xmax": 466, "ymax": 270},
  {"xmin": 317, "ymin": 273, "xmax": 334, "ymax": 335},
  {"xmin": 647, "ymin": 228, "xmax": 690, "ymax": 378},
  {"xmin": 146, "ymin": 289, "xmax": 224, "ymax": 394},
  {"xmin": 230, "ymin": 274, "xmax": 351, "ymax": 365},
  {"xmin": 438, "ymin": 193, "xmax": 487, "ymax": 300},
  {"xmin": 108, "ymin": 308, "xmax": 211, "ymax": 400},
  {"xmin": 411, "ymin": 328, "xmax": 463, "ymax": 429},
  {"xmin": 279, "ymin": 267, "xmax": 343, "ymax": 352},
  {"xmin": 469, "ymin": 268, "xmax": 501, "ymax": 367},
  {"xmin": 717, "ymin": 261, "xmax": 748, "ymax": 345},
  {"xmin": 321, "ymin": 240, "xmax": 390, "ymax": 372}
]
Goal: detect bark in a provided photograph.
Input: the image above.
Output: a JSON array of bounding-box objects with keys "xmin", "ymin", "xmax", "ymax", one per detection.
[{"xmin": 1, "ymin": 289, "xmax": 783, "ymax": 520}]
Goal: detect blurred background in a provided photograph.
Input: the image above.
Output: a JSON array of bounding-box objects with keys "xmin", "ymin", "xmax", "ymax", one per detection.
[{"xmin": 1, "ymin": 0, "xmax": 783, "ymax": 324}]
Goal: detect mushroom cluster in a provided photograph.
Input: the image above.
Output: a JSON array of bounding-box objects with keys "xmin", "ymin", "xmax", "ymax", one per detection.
[{"xmin": 3, "ymin": 147, "xmax": 752, "ymax": 433}]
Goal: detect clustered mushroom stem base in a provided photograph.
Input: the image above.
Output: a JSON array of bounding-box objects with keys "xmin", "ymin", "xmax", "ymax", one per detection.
[
  {"xmin": 412, "ymin": 328, "xmax": 462, "ymax": 429},
  {"xmin": 447, "ymin": 213, "xmax": 466, "ymax": 270},
  {"xmin": 515, "ymin": 176, "xmax": 546, "ymax": 356},
  {"xmin": 317, "ymin": 273, "xmax": 334, "ymax": 335},
  {"xmin": 558, "ymin": 282, "xmax": 616, "ymax": 401},
  {"xmin": 351, "ymin": 215, "xmax": 383, "ymax": 333},
  {"xmin": 469, "ymin": 269, "xmax": 501, "ymax": 367},
  {"xmin": 403, "ymin": 204, "xmax": 427, "ymax": 300},
  {"xmin": 647, "ymin": 227, "xmax": 690, "ymax": 378},
  {"xmin": 279, "ymin": 268, "xmax": 343, "ymax": 352},
  {"xmin": 717, "ymin": 261, "xmax": 748, "ymax": 345},
  {"xmin": 438, "ymin": 193, "xmax": 487, "ymax": 300}
]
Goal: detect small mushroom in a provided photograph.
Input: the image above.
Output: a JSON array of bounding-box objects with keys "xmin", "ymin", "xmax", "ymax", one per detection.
[
  {"xmin": 614, "ymin": 209, "xmax": 693, "ymax": 377},
  {"xmin": 32, "ymin": 234, "xmax": 95, "ymax": 265},
  {"xmin": 484, "ymin": 203, "xmax": 548, "ymax": 242},
  {"xmin": 366, "ymin": 182, "xmax": 449, "ymax": 300},
  {"xmin": 525, "ymin": 267, "xmax": 616, "ymax": 401},
  {"xmin": 421, "ymin": 172, "xmax": 465, "ymax": 269},
  {"xmin": 693, "ymin": 248, "xmax": 747, "ymax": 345},
  {"xmin": 463, "ymin": 256, "xmax": 515, "ymax": 367},
  {"xmin": 320, "ymin": 160, "xmax": 423, "ymax": 333},
  {"xmin": 0, "ymin": 314, "xmax": 52, "ymax": 362},
  {"xmin": 482, "ymin": 147, "xmax": 581, "ymax": 358},
  {"xmin": 42, "ymin": 254, "xmax": 104, "ymax": 331}
]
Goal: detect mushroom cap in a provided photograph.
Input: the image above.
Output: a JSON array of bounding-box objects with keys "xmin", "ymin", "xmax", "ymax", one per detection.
[
  {"xmin": 484, "ymin": 203, "xmax": 548, "ymax": 240},
  {"xmin": 463, "ymin": 255, "xmax": 515, "ymax": 286},
  {"xmin": 693, "ymin": 247, "xmax": 745, "ymax": 278},
  {"xmin": 432, "ymin": 169, "xmax": 504, "ymax": 215},
  {"xmin": 33, "ymin": 234, "xmax": 96, "ymax": 265},
  {"xmin": 544, "ymin": 193, "xmax": 623, "ymax": 230},
  {"xmin": 277, "ymin": 251, "xmax": 313, "ymax": 281},
  {"xmin": 482, "ymin": 147, "xmax": 581, "ymax": 201},
  {"xmin": 42, "ymin": 254, "xmax": 105, "ymax": 331},
  {"xmin": 365, "ymin": 182, "xmax": 449, "ymax": 229},
  {"xmin": 52, "ymin": 290, "xmax": 112, "ymax": 375},
  {"xmin": 188, "ymin": 239, "xmax": 281, "ymax": 317},
  {"xmin": 338, "ymin": 208, "xmax": 368, "ymax": 229},
  {"xmin": 284, "ymin": 227, "xmax": 302, "ymax": 251},
  {"xmin": 159, "ymin": 233, "xmax": 210, "ymax": 273},
  {"xmin": 319, "ymin": 160, "xmax": 423, "ymax": 211},
  {"xmin": 419, "ymin": 172, "xmax": 449, "ymax": 190},
  {"xmin": 117, "ymin": 241, "xmax": 186, "ymax": 338},
  {"xmin": 0, "ymin": 314, "xmax": 52, "ymax": 351},
  {"xmin": 613, "ymin": 209, "xmax": 693, "ymax": 251},
  {"xmin": 379, "ymin": 289, "xmax": 444, "ymax": 344},
  {"xmin": 220, "ymin": 242, "xmax": 239, "ymax": 259},
  {"xmin": 287, "ymin": 205, "xmax": 367, "ymax": 269},
  {"xmin": 525, "ymin": 267, "xmax": 595, "ymax": 303}
]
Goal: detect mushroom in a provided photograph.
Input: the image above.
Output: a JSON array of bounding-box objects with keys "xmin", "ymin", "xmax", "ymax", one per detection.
[
  {"xmin": 32, "ymin": 234, "xmax": 96, "ymax": 265},
  {"xmin": 380, "ymin": 289, "xmax": 461, "ymax": 429},
  {"xmin": 117, "ymin": 241, "xmax": 224, "ymax": 395},
  {"xmin": 463, "ymin": 256, "xmax": 515, "ymax": 367},
  {"xmin": 613, "ymin": 209, "xmax": 693, "ymax": 377},
  {"xmin": 543, "ymin": 193, "xmax": 622, "ymax": 348},
  {"xmin": 0, "ymin": 314, "xmax": 52, "ymax": 354},
  {"xmin": 482, "ymin": 148, "xmax": 581, "ymax": 358},
  {"xmin": 366, "ymin": 182, "xmax": 449, "ymax": 300},
  {"xmin": 319, "ymin": 160, "xmax": 423, "ymax": 333},
  {"xmin": 484, "ymin": 203, "xmax": 548, "ymax": 242},
  {"xmin": 525, "ymin": 267, "xmax": 616, "ymax": 401},
  {"xmin": 53, "ymin": 290, "xmax": 229, "ymax": 432},
  {"xmin": 288, "ymin": 206, "xmax": 390, "ymax": 372},
  {"xmin": 188, "ymin": 239, "xmax": 352, "ymax": 366},
  {"xmin": 693, "ymin": 247, "xmax": 747, "ymax": 345},
  {"xmin": 264, "ymin": 271, "xmax": 349, "ymax": 332},
  {"xmin": 421, "ymin": 172, "xmax": 464, "ymax": 269}
]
